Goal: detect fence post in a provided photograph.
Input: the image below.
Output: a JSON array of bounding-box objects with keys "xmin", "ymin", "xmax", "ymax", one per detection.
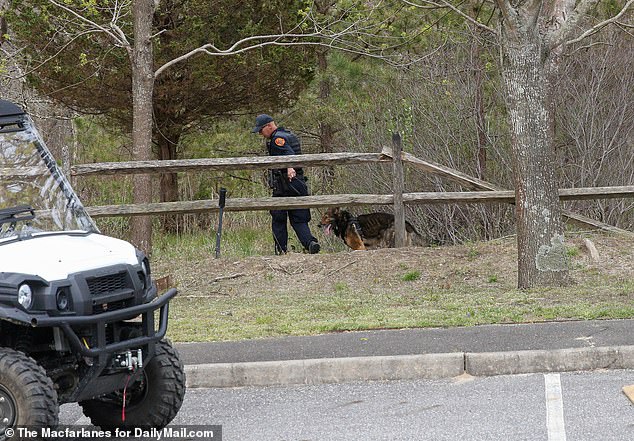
[
  {"xmin": 392, "ymin": 132, "xmax": 406, "ymax": 247},
  {"xmin": 215, "ymin": 188, "xmax": 227, "ymax": 258}
]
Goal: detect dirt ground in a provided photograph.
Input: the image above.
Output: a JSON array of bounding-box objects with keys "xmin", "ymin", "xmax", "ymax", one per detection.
[{"xmin": 157, "ymin": 231, "xmax": 634, "ymax": 300}]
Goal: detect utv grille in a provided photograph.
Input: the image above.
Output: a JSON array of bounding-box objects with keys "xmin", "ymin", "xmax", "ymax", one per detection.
[
  {"xmin": 92, "ymin": 299, "xmax": 132, "ymax": 314},
  {"xmin": 87, "ymin": 272, "xmax": 128, "ymax": 296}
]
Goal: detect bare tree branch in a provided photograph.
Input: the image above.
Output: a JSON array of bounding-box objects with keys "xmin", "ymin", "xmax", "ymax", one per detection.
[
  {"xmin": 7, "ymin": 30, "xmax": 103, "ymax": 80},
  {"xmin": 401, "ymin": 0, "xmax": 497, "ymax": 34},
  {"xmin": 153, "ymin": 2, "xmax": 439, "ymax": 79},
  {"xmin": 563, "ymin": 0, "xmax": 634, "ymax": 47},
  {"xmin": 48, "ymin": 0, "xmax": 130, "ymax": 48},
  {"xmin": 35, "ymin": 1, "xmax": 451, "ymax": 86},
  {"xmin": 154, "ymin": 35, "xmax": 437, "ymax": 78},
  {"xmin": 615, "ymin": 21, "xmax": 634, "ymax": 38},
  {"xmin": 567, "ymin": 40, "xmax": 612, "ymax": 56},
  {"xmin": 548, "ymin": 0, "xmax": 634, "ymax": 50},
  {"xmin": 150, "ymin": 0, "xmax": 450, "ymax": 77},
  {"xmin": 491, "ymin": 0, "xmax": 520, "ymax": 37}
]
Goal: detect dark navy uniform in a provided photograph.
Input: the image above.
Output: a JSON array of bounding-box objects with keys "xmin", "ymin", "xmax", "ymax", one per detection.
[{"xmin": 267, "ymin": 127, "xmax": 318, "ymax": 254}]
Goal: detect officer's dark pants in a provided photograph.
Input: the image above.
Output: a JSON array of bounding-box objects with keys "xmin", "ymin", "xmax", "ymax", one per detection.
[{"xmin": 271, "ymin": 177, "xmax": 317, "ymax": 254}]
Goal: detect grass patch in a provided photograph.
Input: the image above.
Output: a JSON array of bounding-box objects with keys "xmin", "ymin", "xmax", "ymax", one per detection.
[
  {"xmin": 401, "ymin": 270, "xmax": 421, "ymax": 282},
  {"xmin": 164, "ymin": 280, "xmax": 634, "ymax": 342},
  {"xmin": 154, "ymin": 231, "xmax": 634, "ymax": 342}
]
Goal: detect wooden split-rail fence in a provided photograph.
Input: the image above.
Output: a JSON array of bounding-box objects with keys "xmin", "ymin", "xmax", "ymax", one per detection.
[{"xmin": 65, "ymin": 138, "xmax": 634, "ymax": 245}]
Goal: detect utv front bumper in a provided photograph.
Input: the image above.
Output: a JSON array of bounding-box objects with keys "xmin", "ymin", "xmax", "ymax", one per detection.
[{"xmin": 0, "ymin": 288, "xmax": 177, "ymax": 357}]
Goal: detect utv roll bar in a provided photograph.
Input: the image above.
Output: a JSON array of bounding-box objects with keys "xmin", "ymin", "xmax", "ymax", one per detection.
[
  {"xmin": 0, "ymin": 205, "xmax": 35, "ymax": 228},
  {"xmin": 0, "ymin": 100, "xmax": 27, "ymax": 133}
]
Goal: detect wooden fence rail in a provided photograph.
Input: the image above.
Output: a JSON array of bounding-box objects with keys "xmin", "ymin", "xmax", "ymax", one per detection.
[
  {"xmin": 75, "ymin": 186, "xmax": 634, "ymax": 218},
  {"xmin": 70, "ymin": 152, "xmax": 388, "ymax": 176},
  {"xmin": 68, "ymin": 146, "xmax": 634, "ymax": 237}
]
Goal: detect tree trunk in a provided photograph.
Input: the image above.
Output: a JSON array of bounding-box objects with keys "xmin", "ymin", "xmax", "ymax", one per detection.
[
  {"xmin": 317, "ymin": 48, "xmax": 336, "ymax": 192},
  {"xmin": 500, "ymin": 36, "xmax": 570, "ymax": 288},
  {"xmin": 0, "ymin": 0, "xmax": 7, "ymax": 48},
  {"xmin": 129, "ymin": 0, "xmax": 155, "ymax": 254},
  {"xmin": 470, "ymin": 5, "xmax": 487, "ymax": 180},
  {"xmin": 158, "ymin": 133, "xmax": 181, "ymax": 232},
  {"xmin": 158, "ymin": 136, "xmax": 180, "ymax": 203},
  {"xmin": 314, "ymin": 1, "xmax": 336, "ymax": 192}
]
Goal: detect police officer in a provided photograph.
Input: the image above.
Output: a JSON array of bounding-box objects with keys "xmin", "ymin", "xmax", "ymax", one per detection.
[{"xmin": 252, "ymin": 114, "xmax": 320, "ymax": 255}]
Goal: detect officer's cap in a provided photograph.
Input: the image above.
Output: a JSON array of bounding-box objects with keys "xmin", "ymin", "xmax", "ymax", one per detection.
[{"xmin": 252, "ymin": 114, "xmax": 274, "ymax": 133}]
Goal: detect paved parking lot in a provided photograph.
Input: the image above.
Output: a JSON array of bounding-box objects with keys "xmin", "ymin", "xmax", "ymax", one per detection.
[{"xmin": 61, "ymin": 369, "xmax": 634, "ymax": 440}]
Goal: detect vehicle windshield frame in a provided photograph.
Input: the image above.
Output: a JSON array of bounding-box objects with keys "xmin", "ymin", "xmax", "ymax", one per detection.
[{"xmin": 0, "ymin": 102, "xmax": 98, "ymax": 240}]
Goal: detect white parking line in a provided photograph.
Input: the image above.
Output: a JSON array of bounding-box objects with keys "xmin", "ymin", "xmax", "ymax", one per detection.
[
  {"xmin": 74, "ymin": 415, "xmax": 91, "ymax": 425},
  {"xmin": 544, "ymin": 373, "xmax": 567, "ymax": 441}
]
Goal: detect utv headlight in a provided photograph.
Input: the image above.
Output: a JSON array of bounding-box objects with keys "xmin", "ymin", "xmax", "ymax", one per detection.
[
  {"xmin": 17, "ymin": 284, "xmax": 33, "ymax": 310},
  {"xmin": 139, "ymin": 258, "xmax": 151, "ymax": 290},
  {"xmin": 56, "ymin": 289, "xmax": 69, "ymax": 311}
]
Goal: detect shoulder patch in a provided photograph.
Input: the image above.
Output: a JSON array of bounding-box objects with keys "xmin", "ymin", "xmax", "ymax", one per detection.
[{"xmin": 274, "ymin": 137, "xmax": 286, "ymax": 147}]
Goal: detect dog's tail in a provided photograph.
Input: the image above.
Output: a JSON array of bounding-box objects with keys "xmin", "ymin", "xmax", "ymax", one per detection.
[
  {"xmin": 411, "ymin": 230, "xmax": 426, "ymax": 247},
  {"xmin": 405, "ymin": 222, "xmax": 427, "ymax": 247}
]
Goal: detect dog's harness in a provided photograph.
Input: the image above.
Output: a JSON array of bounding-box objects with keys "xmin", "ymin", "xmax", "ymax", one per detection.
[{"xmin": 349, "ymin": 216, "xmax": 363, "ymax": 237}]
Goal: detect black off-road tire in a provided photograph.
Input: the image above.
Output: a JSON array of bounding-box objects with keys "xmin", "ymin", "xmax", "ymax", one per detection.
[
  {"xmin": 79, "ymin": 340, "xmax": 186, "ymax": 430},
  {"xmin": 0, "ymin": 348, "xmax": 59, "ymax": 439}
]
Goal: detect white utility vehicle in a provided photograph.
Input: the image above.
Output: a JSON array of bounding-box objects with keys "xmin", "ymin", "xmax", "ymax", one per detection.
[{"xmin": 0, "ymin": 100, "xmax": 185, "ymax": 437}]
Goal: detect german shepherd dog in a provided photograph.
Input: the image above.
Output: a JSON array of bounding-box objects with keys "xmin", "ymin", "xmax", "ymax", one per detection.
[{"xmin": 319, "ymin": 207, "xmax": 424, "ymax": 250}]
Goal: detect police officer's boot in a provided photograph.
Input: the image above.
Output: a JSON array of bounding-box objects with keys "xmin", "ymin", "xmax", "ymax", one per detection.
[{"xmin": 308, "ymin": 241, "xmax": 320, "ymax": 254}]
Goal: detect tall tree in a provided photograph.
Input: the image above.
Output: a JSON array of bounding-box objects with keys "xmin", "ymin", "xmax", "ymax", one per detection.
[
  {"xmin": 8, "ymin": 0, "xmax": 314, "ymax": 234},
  {"xmin": 496, "ymin": 0, "xmax": 633, "ymax": 287},
  {"xmin": 404, "ymin": 0, "xmax": 633, "ymax": 288},
  {"xmin": 130, "ymin": 0, "xmax": 154, "ymax": 252}
]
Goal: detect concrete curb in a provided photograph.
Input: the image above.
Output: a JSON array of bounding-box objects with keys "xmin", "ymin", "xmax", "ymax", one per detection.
[
  {"xmin": 185, "ymin": 353, "xmax": 464, "ymax": 388},
  {"xmin": 466, "ymin": 345, "xmax": 634, "ymax": 376},
  {"xmin": 183, "ymin": 345, "xmax": 634, "ymax": 388}
]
